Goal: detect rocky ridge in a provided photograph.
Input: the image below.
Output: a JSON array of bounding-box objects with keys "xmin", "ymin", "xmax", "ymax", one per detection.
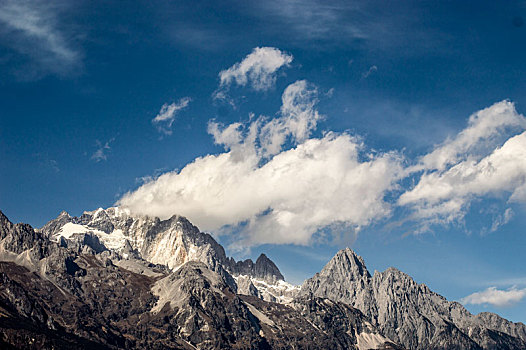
[
  {"xmin": 1, "ymin": 208, "xmax": 525, "ymax": 349},
  {"xmin": 300, "ymin": 248, "xmax": 526, "ymax": 350},
  {"xmin": 39, "ymin": 207, "xmax": 290, "ymax": 302},
  {"xmin": 0, "ymin": 210, "xmax": 398, "ymax": 349}
]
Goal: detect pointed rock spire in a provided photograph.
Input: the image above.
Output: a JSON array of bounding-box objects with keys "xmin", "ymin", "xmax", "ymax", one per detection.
[
  {"xmin": 0, "ymin": 210, "xmax": 13, "ymax": 239},
  {"xmin": 322, "ymin": 247, "xmax": 371, "ymax": 279}
]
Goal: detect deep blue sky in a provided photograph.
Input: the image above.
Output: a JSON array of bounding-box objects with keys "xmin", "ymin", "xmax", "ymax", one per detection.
[{"xmin": 1, "ymin": 1, "xmax": 526, "ymax": 322}]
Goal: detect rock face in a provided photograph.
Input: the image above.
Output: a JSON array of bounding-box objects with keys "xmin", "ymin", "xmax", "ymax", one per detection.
[
  {"xmin": 0, "ymin": 211, "xmax": 399, "ymax": 349},
  {"xmin": 230, "ymin": 253, "xmax": 284, "ymax": 282},
  {"xmin": 40, "ymin": 207, "xmax": 229, "ymax": 271},
  {"xmin": 300, "ymin": 248, "xmax": 526, "ymax": 350},
  {"xmin": 39, "ymin": 207, "xmax": 288, "ymax": 301},
  {"xmin": 2, "ymin": 208, "xmax": 526, "ymax": 350}
]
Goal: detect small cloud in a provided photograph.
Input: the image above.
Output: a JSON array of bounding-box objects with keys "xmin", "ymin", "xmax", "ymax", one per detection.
[
  {"xmin": 214, "ymin": 47, "xmax": 293, "ymax": 105},
  {"xmin": 33, "ymin": 152, "xmax": 60, "ymax": 172},
  {"xmin": 461, "ymin": 286, "xmax": 526, "ymax": 307},
  {"xmin": 362, "ymin": 65, "xmax": 377, "ymax": 79},
  {"xmin": 91, "ymin": 138, "xmax": 114, "ymax": 162},
  {"xmin": 48, "ymin": 159, "xmax": 60, "ymax": 173},
  {"xmin": 152, "ymin": 97, "xmax": 192, "ymax": 135}
]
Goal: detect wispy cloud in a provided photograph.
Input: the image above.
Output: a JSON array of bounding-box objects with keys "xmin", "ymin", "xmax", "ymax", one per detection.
[
  {"xmin": 33, "ymin": 153, "xmax": 60, "ymax": 173},
  {"xmin": 461, "ymin": 286, "xmax": 526, "ymax": 307},
  {"xmin": 362, "ymin": 65, "xmax": 377, "ymax": 79},
  {"xmin": 489, "ymin": 277, "xmax": 526, "ymax": 287},
  {"xmin": 0, "ymin": 0, "xmax": 81, "ymax": 78},
  {"xmin": 490, "ymin": 208, "xmax": 514, "ymax": 233},
  {"xmin": 253, "ymin": 0, "xmax": 365, "ymax": 42},
  {"xmin": 91, "ymin": 138, "xmax": 114, "ymax": 163},
  {"xmin": 152, "ymin": 97, "xmax": 192, "ymax": 135}
]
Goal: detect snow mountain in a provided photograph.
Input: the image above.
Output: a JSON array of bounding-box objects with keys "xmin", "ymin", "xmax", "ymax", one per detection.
[
  {"xmin": 0, "ymin": 209, "xmax": 400, "ymax": 349},
  {"xmin": 40, "ymin": 207, "xmax": 293, "ymax": 302},
  {"xmin": 1, "ymin": 208, "xmax": 525, "ymax": 349}
]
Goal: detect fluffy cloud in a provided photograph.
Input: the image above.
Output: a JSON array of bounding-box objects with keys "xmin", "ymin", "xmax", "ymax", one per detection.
[
  {"xmin": 216, "ymin": 47, "xmax": 293, "ymax": 95},
  {"xmin": 119, "ymin": 80, "xmax": 403, "ymax": 248},
  {"xmin": 152, "ymin": 97, "xmax": 192, "ymax": 135},
  {"xmin": 128, "ymin": 95, "xmax": 526, "ymax": 245},
  {"xmin": 400, "ymin": 101, "xmax": 526, "ymax": 230},
  {"xmin": 208, "ymin": 80, "xmax": 322, "ymax": 159},
  {"xmin": 121, "ymin": 46, "xmax": 526, "ymax": 246},
  {"xmin": 461, "ymin": 287, "xmax": 526, "ymax": 307}
]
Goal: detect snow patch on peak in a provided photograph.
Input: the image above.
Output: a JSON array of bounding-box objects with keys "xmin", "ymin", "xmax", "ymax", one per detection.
[
  {"xmin": 57, "ymin": 223, "xmax": 91, "ymax": 239},
  {"xmin": 54, "ymin": 223, "xmax": 127, "ymax": 251},
  {"xmin": 234, "ymin": 274, "xmax": 299, "ymax": 303}
]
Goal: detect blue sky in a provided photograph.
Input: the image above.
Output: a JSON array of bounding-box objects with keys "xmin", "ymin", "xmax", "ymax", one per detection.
[{"xmin": 1, "ymin": 0, "xmax": 526, "ymax": 322}]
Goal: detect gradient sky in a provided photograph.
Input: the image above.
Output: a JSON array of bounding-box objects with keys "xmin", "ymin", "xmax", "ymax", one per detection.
[{"xmin": 1, "ymin": 1, "xmax": 526, "ymax": 323}]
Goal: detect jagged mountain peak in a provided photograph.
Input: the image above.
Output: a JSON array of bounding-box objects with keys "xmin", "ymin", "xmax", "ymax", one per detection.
[
  {"xmin": 2, "ymin": 209, "xmax": 526, "ymax": 349},
  {"xmin": 320, "ymin": 247, "xmax": 371, "ymax": 279},
  {"xmin": 254, "ymin": 253, "xmax": 284, "ymax": 281},
  {"xmin": 58, "ymin": 210, "xmax": 71, "ymax": 218},
  {"xmin": 5, "ymin": 208, "xmax": 293, "ymax": 307},
  {"xmin": 38, "ymin": 207, "xmax": 288, "ymax": 297},
  {"xmin": 0, "ymin": 210, "xmax": 13, "ymax": 238},
  {"xmin": 301, "ymin": 248, "xmax": 526, "ymax": 350},
  {"xmin": 374, "ymin": 266, "xmax": 412, "ymax": 280}
]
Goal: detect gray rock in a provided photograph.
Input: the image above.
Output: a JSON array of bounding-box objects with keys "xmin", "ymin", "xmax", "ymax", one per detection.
[{"xmin": 300, "ymin": 247, "xmax": 526, "ymax": 350}]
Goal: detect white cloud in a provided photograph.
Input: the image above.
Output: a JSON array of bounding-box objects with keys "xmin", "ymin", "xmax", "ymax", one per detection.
[
  {"xmin": 119, "ymin": 80, "xmax": 403, "ymax": 248},
  {"xmin": 0, "ymin": 0, "xmax": 80, "ymax": 77},
  {"xmin": 399, "ymin": 101, "xmax": 526, "ymax": 230},
  {"xmin": 260, "ymin": 80, "xmax": 322, "ymax": 157},
  {"xmin": 118, "ymin": 46, "xmax": 526, "ymax": 247},
  {"xmin": 208, "ymin": 80, "xmax": 322, "ymax": 160},
  {"xmin": 152, "ymin": 97, "xmax": 192, "ymax": 135},
  {"xmin": 419, "ymin": 101, "xmax": 526, "ymax": 171},
  {"xmin": 461, "ymin": 286, "xmax": 526, "ymax": 307},
  {"xmin": 91, "ymin": 139, "xmax": 114, "ymax": 162},
  {"xmin": 215, "ymin": 47, "xmax": 293, "ymax": 96}
]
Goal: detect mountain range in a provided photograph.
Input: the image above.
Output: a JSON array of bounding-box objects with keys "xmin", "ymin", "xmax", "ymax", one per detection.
[{"xmin": 0, "ymin": 207, "xmax": 525, "ymax": 349}]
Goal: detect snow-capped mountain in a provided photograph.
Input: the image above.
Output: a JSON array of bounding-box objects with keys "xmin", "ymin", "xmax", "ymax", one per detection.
[
  {"xmin": 39, "ymin": 207, "xmax": 295, "ymax": 303},
  {"xmin": 0, "ymin": 209, "xmax": 400, "ymax": 349},
  {"xmin": 1, "ymin": 208, "xmax": 525, "ymax": 349}
]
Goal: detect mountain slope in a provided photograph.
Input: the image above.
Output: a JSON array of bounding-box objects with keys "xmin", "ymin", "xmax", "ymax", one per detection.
[
  {"xmin": 3, "ymin": 208, "xmax": 525, "ymax": 349},
  {"xmin": 39, "ymin": 207, "xmax": 291, "ymax": 301},
  {"xmin": 0, "ymin": 210, "xmax": 400, "ymax": 350},
  {"xmin": 300, "ymin": 248, "xmax": 526, "ymax": 350}
]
